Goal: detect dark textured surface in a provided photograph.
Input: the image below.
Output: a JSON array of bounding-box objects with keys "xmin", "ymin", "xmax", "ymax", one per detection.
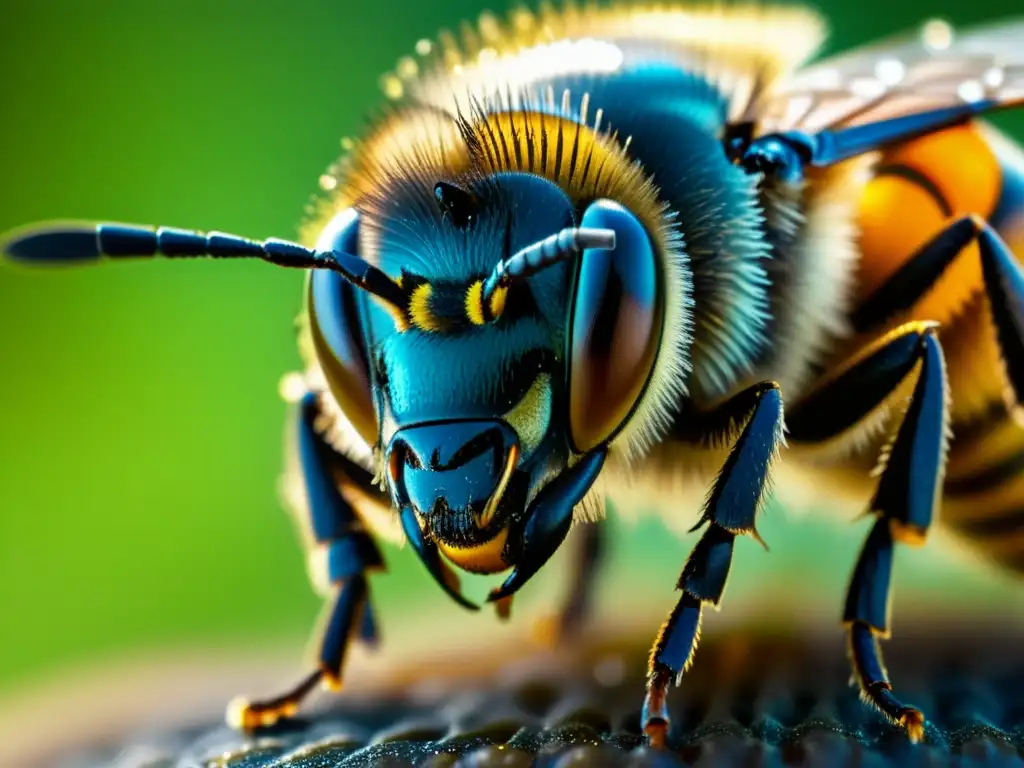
[{"xmin": 59, "ymin": 629, "xmax": 1024, "ymax": 768}]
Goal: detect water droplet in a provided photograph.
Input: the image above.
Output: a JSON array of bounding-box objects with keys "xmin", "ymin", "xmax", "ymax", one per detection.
[
  {"xmin": 922, "ymin": 19, "xmax": 953, "ymax": 51},
  {"xmin": 983, "ymin": 67, "xmax": 1005, "ymax": 89},
  {"xmin": 397, "ymin": 56, "xmax": 418, "ymax": 79},
  {"xmin": 278, "ymin": 372, "xmax": 307, "ymax": 403},
  {"xmin": 850, "ymin": 77, "xmax": 886, "ymax": 99},
  {"xmin": 958, "ymin": 79, "xmax": 985, "ymax": 103},
  {"xmin": 874, "ymin": 58, "xmax": 906, "ymax": 86},
  {"xmin": 381, "ymin": 74, "xmax": 404, "ymax": 100}
]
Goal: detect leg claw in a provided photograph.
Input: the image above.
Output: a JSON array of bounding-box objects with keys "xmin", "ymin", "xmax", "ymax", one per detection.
[
  {"xmin": 644, "ymin": 719, "xmax": 669, "ymax": 749},
  {"xmin": 899, "ymin": 707, "xmax": 926, "ymax": 743},
  {"xmin": 226, "ymin": 696, "xmax": 297, "ymax": 732}
]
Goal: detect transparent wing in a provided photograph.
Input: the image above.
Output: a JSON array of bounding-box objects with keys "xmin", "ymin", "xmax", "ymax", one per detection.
[{"xmin": 758, "ymin": 17, "xmax": 1024, "ymax": 135}]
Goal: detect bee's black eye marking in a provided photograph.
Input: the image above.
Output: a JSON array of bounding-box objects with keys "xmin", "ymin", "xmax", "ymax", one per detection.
[{"xmin": 434, "ymin": 182, "xmax": 477, "ymax": 229}]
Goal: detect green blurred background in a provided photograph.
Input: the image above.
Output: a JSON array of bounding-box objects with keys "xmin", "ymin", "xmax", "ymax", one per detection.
[{"xmin": 2, "ymin": 0, "xmax": 1024, "ymax": 699}]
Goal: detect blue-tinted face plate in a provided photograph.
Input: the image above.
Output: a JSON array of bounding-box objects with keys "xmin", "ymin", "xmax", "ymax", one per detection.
[{"xmin": 361, "ymin": 173, "xmax": 580, "ymax": 562}]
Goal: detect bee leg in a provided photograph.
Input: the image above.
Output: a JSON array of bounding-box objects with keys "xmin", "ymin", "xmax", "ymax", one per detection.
[
  {"xmin": 533, "ymin": 520, "xmax": 605, "ymax": 645},
  {"xmin": 846, "ymin": 524, "xmax": 926, "ymax": 741},
  {"xmin": 227, "ymin": 391, "xmax": 384, "ymax": 732},
  {"xmin": 852, "ymin": 215, "xmax": 1024, "ymax": 406},
  {"xmin": 787, "ymin": 324, "xmax": 948, "ymax": 743},
  {"xmin": 643, "ymin": 382, "xmax": 784, "ymax": 748}
]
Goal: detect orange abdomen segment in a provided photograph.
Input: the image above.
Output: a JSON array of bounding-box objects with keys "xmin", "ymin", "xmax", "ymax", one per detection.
[
  {"xmin": 841, "ymin": 124, "xmax": 1024, "ymax": 574},
  {"xmin": 855, "ymin": 123, "xmax": 1003, "ymax": 325}
]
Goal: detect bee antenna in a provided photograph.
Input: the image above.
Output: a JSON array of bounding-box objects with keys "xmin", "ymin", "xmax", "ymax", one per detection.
[
  {"xmin": 479, "ymin": 227, "xmax": 616, "ymax": 321},
  {"xmin": 1, "ymin": 221, "xmax": 409, "ymax": 315}
]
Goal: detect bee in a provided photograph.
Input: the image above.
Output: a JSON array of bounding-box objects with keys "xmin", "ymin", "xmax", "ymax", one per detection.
[{"xmin": 4, "ymin": 1, "xmax": 1024, "ymax": 747}]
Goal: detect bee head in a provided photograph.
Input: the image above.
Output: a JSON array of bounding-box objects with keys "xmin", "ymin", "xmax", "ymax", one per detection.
[
  {"xmin": 303, "ymin": 168, "xmax": 667, "ymax": 603},
  {"xmin": 370, "ymin": 172, "xmax": 583, "ymax": 574}
]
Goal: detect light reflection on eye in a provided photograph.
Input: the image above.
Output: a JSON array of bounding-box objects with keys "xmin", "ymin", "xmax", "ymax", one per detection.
[{"xmin": 501, "ymin": 373, "xmax": 552, "ymax": 458}]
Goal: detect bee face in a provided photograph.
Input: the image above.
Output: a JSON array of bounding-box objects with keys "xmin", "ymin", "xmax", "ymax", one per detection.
[
  {"xmin": 371, "ymin": 173, "xmax": 578, "ymax": 570},
  {"xmin": 378, "ymin": 322, "xmax": 567, "ymax": 563}
]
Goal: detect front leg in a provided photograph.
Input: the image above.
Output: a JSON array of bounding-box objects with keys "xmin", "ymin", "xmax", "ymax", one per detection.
[
  {"xmin": 227, "ymin": 391, "xmax": 385, "ymax": 731},
  {"xmin": 643, "ymin": 381, "xmax": 784, "ymax": 747}
]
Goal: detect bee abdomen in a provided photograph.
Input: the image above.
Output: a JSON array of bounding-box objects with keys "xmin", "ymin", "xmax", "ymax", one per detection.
[
  {"xmin": 929, "ymin": 127, "xmax": 1024, "ymax": 571},
  {"xmin": 943, "ymin": 410, "xmax": 1024, "ymax": 571},
  {"xmin": 855, "ymin": 123, "xmax": 1004, "ymax": 330}
]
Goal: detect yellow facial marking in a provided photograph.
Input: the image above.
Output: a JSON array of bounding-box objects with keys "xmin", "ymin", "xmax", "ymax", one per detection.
[
  {"xmin": 488, "ymin": 284, "xmax": 508, "ymax": 320},
  {"xmin": 477, "ymin": 443, "xmax": 519, "ymax": 530},
  {"xmin": 466, "ymin": 280, "xmax": 507, "ymax": 325},
  {"xmin": 502, "ymin": 373, "xmax": 552, "ymax": 456},
  {"xmin": 437, "ymin": 524, "xmax": 510, "ymax": 574},
  {"xmin": 409, "ymin": 282, "xmax": 441, "ymax": 332},
  {"xmin": 466, "ymin": 280, "xmax": 486, "ymax": 325}
]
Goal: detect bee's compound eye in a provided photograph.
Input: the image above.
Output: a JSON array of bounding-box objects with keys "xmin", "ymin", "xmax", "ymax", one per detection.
[
  {"xmin": 307, "ymin": 211, "xmax": 377, "ymax": 445},
  {"xmin": 568, "ymin": 200, "xmax": 662, "ymax": 453}
]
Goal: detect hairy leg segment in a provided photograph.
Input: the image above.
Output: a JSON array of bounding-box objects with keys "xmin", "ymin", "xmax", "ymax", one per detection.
[
  {"xmin": 803, "ymin": 213, "xmax": 1024, "ymax": 740},
  {"xmin": 643, "ymin": 381, "xmax": 785, "ymax": 747},
  {"xmin": 787, "ymin": 322, "xmax": 949, "ymax": 742},
  {"xmin": 228, "ymin": 391, "xmax": 385, "ymax": 731},
  {"xmin": 853, "ymin": 214, "xmax": 1024, "ymax": 408}
]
